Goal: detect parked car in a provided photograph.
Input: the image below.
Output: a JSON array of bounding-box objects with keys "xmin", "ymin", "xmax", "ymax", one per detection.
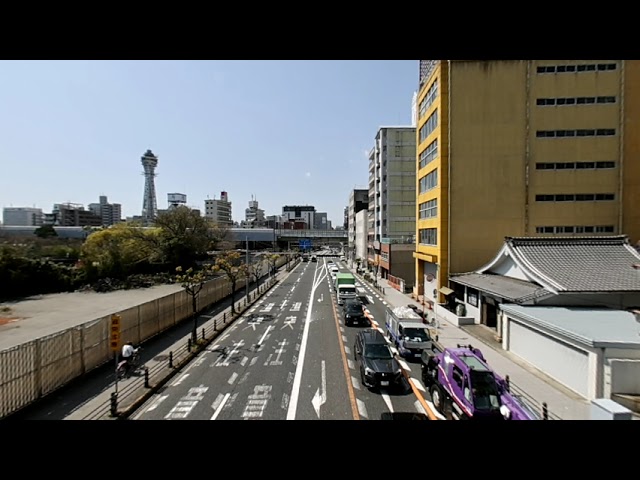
[
  {"xmin": 343, "ymin": 300, "xmax": 368, "ymax": 326},
  {"xmin": 353, "ymin": 329, "xmax": 403, "ymax": 390}
]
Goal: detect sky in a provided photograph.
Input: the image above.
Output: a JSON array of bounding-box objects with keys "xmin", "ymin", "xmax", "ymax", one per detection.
[{"xmin": 0, "ymin": 60, "xmax": 419, "ymax": 226}]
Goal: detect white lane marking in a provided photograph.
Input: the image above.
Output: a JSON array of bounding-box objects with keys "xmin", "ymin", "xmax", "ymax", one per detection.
[
  {"xmin": 257, "ymin": 325, "xmax": 273, "ymax": 345},
  {"xmin": 410, "ymin": 377, "xmax": 426, "ymax": 392},
  {"xmin": 351, "ymin": 375, "xmax": 361, "ymax": 390},
  {"xmin": 228, "ymin": 372, "xmax": 239, "ymax": 384},
  {"xmin": 172, "ymin": 373, "xmax": 189, "ymax": 386},
  {"xmin": 357, "ymin": 398, "xmax": 368, "ymax": 418},
  {"xmin": 381, "ymin": 392, "xmax": 393, "ymax": 412},
  {"xmin": 210, "ymin": 393, "xmax": 230, "ymax": 420},
  {"xmin": 145, "ymin": 395, "xmax": 168, "ymax": 412}
]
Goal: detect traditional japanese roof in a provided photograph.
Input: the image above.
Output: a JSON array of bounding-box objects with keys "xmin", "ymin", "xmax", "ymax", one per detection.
[
  {"xmin": 476, "ymin": 235, "xmax": 640, "ymax": 294},
  {"xmin": 449, "ymin": 272, "xmax": 549, "ymax": 302}
]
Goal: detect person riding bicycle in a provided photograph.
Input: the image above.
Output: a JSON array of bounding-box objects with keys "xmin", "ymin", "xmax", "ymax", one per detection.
[{"xmin": 121, "ymin": 342, "xmax": 139, "ymax": 375}]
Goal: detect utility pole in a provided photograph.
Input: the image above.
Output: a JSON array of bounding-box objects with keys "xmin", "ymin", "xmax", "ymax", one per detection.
[{"xmin": 245, "ymin": 236, "xmax": 249, "ymax": 301}]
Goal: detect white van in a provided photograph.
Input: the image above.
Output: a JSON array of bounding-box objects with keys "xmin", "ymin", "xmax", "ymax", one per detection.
[{"xmin": 330, "ymin": 266, "xmax": 339, "ymax": 279}]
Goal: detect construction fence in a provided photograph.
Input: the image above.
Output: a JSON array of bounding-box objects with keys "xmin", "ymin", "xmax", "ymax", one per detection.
[{"xmin": 0, "ymin": 255, "xmax": 288, "ymax": 419}]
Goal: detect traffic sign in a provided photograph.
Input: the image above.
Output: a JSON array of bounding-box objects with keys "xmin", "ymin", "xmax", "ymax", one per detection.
[
  {"xmin": 110, "ymin": 314, "xmax": 121, "ymax": 352},
  {"xmin": 299, "ymin": 239, "xmax": 311, "ymax": 250}
]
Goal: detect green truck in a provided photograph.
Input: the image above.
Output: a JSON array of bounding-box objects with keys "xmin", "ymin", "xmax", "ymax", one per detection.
[{"xmin": 334, "ymin": 272, "xmax": 357, "ymax": 305}]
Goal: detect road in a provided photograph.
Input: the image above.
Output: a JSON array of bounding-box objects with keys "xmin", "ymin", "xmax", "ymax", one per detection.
[{"xmin": 131, "ymin": 258, "xmax": 432, "ymax": 420}]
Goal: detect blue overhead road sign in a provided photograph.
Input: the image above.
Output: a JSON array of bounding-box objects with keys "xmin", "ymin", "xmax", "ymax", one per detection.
[{"xmin": 299, "ymin": 239, "xmax": 311, "ymax": 249}]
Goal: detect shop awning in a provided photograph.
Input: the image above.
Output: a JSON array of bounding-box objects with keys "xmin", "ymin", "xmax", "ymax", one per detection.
[{"xmin": 439, "ymin": 286, "xmax": 454, "ymax": 296}]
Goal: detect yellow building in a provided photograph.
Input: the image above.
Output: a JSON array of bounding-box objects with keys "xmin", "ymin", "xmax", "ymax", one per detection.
[{"xmin": 413, "ymin": 60, "xmax": 640, "ymax": 307}]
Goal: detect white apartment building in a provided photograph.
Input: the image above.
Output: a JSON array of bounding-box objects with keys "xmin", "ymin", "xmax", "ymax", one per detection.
[
  {"xmin": 205, "ymin": 191, "xmax": 233, "ymax": 226},
  {"xmin": 348, "ymin": 189, "xmax": 368, "ymax": 261},
  {"xmin": 355, "ymin": 209, "xmax": 368, "ymax": 262},
  {"xmin": 2, "ymin": 207, "xmax": 43, "ymax": 226}
]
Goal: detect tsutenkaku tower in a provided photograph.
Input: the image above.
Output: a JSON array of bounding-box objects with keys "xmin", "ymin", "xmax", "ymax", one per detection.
[{"xmin": 141, "ymin": 149, "xmax": 158, "ymax": 226}]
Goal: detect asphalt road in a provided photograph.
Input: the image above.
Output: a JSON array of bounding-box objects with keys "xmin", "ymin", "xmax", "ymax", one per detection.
[{"xmin": 131, "ymin": 258, "xmax": 432, "ymax": 421}]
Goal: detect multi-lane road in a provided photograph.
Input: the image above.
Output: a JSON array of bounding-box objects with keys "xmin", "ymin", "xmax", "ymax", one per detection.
[{"xmin": 131, "ymin": 258, "xmax": 432, "ymax": 420}]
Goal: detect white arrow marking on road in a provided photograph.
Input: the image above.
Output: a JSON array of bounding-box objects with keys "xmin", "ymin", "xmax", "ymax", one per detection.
[
  {"xmin": 145, "ymin": 395, "xmax": 168, "ymax": 412},
  {"xmin": 311, "ymin": 360, "xmax": 327, "ymax": 418},
  {"xmin": 172, "ymin": 373, "xmax": 190, "ymax": 386},
  {"xmin": 366, "ymin": 295, "xmax": 374, "ymax": 304},
  {"xmin": 317, "ymin": 294, "xmax": 323, "ymax": 303}
]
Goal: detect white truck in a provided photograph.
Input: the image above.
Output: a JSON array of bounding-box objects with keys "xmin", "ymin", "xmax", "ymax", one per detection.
[
  {"xmin": 334, "ymin": 272, "xmax": 357, "ymax": 305},
  {"xmin": 385, "ymin": 306, "xmax": 434, "ymax": 360}
]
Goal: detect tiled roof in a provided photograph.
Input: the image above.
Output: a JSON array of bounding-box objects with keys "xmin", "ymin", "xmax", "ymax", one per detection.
[
  {"xmin": 449, "ymin": 273, "xmax": 549, "ymax": 302},
  {"xmin": 506, "ymin": 235, "xmax": 640, "ymax": 292},
  {"xmin": 500, "ymin": 305, "xmax": 640, "ymax": 347}
]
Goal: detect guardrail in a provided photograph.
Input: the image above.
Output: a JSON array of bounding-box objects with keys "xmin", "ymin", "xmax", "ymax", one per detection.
[{"xmin": 81, "ymin": 274, "xmax": 286, "ymax": 420}]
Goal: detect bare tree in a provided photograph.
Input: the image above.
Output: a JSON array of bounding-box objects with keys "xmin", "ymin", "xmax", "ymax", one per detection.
[
  {"xmin": 174, "ymin": 266, "xmax": 208, "ymax": 343},
  {"xmin": 212, "ymin": 251, "xmax": 248, "ymax": 315}
]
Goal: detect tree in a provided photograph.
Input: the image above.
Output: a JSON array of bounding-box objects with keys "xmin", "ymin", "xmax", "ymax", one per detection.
[
  {"xmin": 265, "ymin": 253, "xmax": 280, "ymax": 279},
  {"xmin": 247, "ymin": 255, "xmax": 265, "ymax": 288},
  {"xmin": 212, "ymin": 250, "xmax": 247, "ymax": 315},
  {"xmin": 174, "ymin": 266, "xmax": 208, "ymax": 343},
  {"xmin": 34, "ymin": 225, "xmax": 57, "ymax": 239},
  {"xmin": 154, "ymin": 206, "xmax": 231, "ymax": 269},
  {"xmin": 80, "ymin": 223, "xmax": 160, "ymax": 279}
]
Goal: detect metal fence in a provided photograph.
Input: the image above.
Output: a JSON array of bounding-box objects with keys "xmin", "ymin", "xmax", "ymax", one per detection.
[{"xmin": 0, "ymin": 255, "xmax": 288, "ymax": 420}]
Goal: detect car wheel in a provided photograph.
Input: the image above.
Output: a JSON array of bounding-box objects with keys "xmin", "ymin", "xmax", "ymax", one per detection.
[{"xmin": 431, "ymin": 384, "xmax": 446, "ymax": 415}]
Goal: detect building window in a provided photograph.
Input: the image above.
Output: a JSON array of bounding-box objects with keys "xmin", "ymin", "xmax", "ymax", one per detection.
[
  {"xmin": 535, "ymin": 225, "xmax": 615, "ymax": 234},
  {"xmin": 419, "ymin": 138, "xmax": 438, "ymax": 169},
  {"xmin": 419, "ymin": 228, "xmax": 437, "ymax": 246},
  {"xmin": 419, "ymin": 169, "xmax": 438, "ymax": 194},
  {"xmin": 419, "ymin": 109, "xmax": 438, "ymax": 143},
  {"xmin": 467, "ymin": 288, "xmax": 478, "ymax": 307},
  {"xmin": 419, "ymin": 198, "xmax": 438, "ymax": 219},
  {"xmin": 535, "ymin": 161, "xmax": 615, "ymax": 170},
  {"xmin": 535, "ymin": 193, "xmax": 615, "ymax": 202},
  {"xmin": 537, "ymin": 96, "xmax": 616, "ymax": 106},
  {"xmin": 419, "ymin": 79, "xmax": 438, "ymax": 118},
  {"xmin": 536, "ymin": 63, "xmax": 616, "ymax": 74},
  {"xmin": 536, "ymin": 129, "xmax": 615, "ymax": 138}
]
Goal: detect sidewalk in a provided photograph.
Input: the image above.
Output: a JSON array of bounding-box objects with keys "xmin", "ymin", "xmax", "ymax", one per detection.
[{"xmin": 349, "ymin": 267, "xmax": 592, "ymax": 420}]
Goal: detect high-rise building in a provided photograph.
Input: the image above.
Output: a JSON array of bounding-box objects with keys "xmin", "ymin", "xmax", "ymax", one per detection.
[
  {"xmin": 348, "ymin": 189, "xmax": 369, "ymax": 261},
  {"xmin": 2, "ymin": 207, "xmax": 43, "ymax": 226},
  {"xmin": 367, "ymin": 126, "xmax": 417, "ymax": 271},
  {"xmin": 51, "ymin": 203, "xmax": 101, "ymax": 226},
  {"xmin": 88, "ymin": 195, "xmax": 122, "ymax": 226},
  {"xmin": 314, "ymin": 212, "xmax": 328, "ymax": 230},
  {"xmin": 282, "ymin": 205, "xmax": 315, "ymax": 229},
  {"xmin": 204, "ymin": 191, "xmax": 233, "ymax": 226},
  {"xmin": 243, "ymin": 195, "xmax": 265, "ymax": 227},
  {"xmin": 414, "ymin": 59, "xmax": 640, "ymax": 305},
  {"xmin": 141, "ymin": 149, "xmax": 158, "ymax": 226}
]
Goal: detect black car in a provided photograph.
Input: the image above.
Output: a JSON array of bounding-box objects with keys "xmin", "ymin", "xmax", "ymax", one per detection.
[
  {"xmin": 343, "ymin": 301, "xmax": 367, "ymax": 326},
  {"xmin": 353, "ymin": 329, "xmax": 403, "ymax": 390}
]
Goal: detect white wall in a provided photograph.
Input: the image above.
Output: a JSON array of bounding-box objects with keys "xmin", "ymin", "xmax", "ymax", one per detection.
[
  {"xmin": 463, "ymin": 287, "xmax": 481, "ymax": 323},
  {"xmin": 355, "ymin": 209, "xmax": 368, "ymax": 261},
  {"xmin": 603, "ymin": 348, "xmax": 640, "ymax": 398},
  {"xmin": 488, "ymin": 254, "xmax": 529, "ymax": 281}
]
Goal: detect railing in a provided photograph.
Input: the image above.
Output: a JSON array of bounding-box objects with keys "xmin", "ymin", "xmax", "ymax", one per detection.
[
  {"xmin": 82, "ymin": 276, "xmax": 284, "ymax": 420},
  {"xmin": 0, "ymin": 255, "xmax": 290, "ymax": 420},
  {"xmin": 504, "ymin": 375, "xmax": 562, "ymax": 420}
]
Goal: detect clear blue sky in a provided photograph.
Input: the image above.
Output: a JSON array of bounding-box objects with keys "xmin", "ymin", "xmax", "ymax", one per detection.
[{"xmin": 0, "ymin": 60, "xmax": 419, "ymax": 225}]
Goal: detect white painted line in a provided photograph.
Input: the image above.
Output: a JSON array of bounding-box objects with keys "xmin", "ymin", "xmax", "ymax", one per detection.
[
  {"xmin": 414, "ymin": 399, "xmax": 427, "ymax": 415},
  {"xmin": 344, "ymin": 346, "xmax": 352, "ymax": 355},
  {"xmin": 351, "ymin": 375, "xmax": 361, "ymax": 390},
  {"xmin": 342, "ymin": 335, "xmax": 348, "ymax": 343},
  {"xmin": 172, "ymin": 373, "xmax": 190, "ymax": 386},
  {"xmin": 228, "ymin": 372, "xmax": 239, "ymax": 384},
  {"xmin": 347, "ymin": 359, "xmax": 355, "ymax": 370},
  {"xmin": 257, "ymin": 325, "xmax": 273, "ymax": 345},
  {"xmin": 381, "ymin": 392, "xmax": 393, "ymax": 412},
  {"xmin": 145, "ymin": 394, "xmax": 169, "ymax": 413},
  {"xmin": 398, "ymin": 359, "xmax": 411, "ymax": 371},
  {"xmin": 240, "ymin": 356, "xmax": 248, "ymax": 366},
  {"xmin": 210, "ymin": 393, "xmax": 230, "ymax": 420},
  {"xmin": 357, "ymin": 398, "xmax": 368, "ymax": 419},
  {"xmin": 410, "ymin": 377, "xmax": 426, "ymax": 392}
]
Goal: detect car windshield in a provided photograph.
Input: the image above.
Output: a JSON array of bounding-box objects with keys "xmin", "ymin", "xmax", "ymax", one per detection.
[
  {"xmin": 346, "ymin": 305, "xmax": 362, "ymax": 314},
  {"xmin": 340, "ymin": 287, "xmax": 356, "ymax": 294},
  {"xmin": 364, "ymin": 344, "xmax": 393, "ymax": 360},
  {"xmin": 470, "ymin": 370, "xmax": 501, "ymax": 410},
  {"xmin": 404, "ymin": 328, "xmax": 429, "ymax": 342}
]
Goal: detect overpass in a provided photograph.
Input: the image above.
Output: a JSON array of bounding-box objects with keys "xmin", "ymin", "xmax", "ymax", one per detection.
[{"xmin": 0, "ymin": 226, "xmax": 347, "ymax": 246}]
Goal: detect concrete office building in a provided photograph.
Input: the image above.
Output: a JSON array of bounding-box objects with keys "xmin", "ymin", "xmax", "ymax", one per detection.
[
  {"xmin": 2, "ymin": 207, "xmax": 43, "ymax": 226},
  {"xmin": 347, "ymin": 189, "xmax": 369, "ymax": 262},
  {"xmin": 367, "ymin": 126, "xmax": 417, "ymax": 276},
  {"xmin": 88, "ymin": 196, "xmax": 122, "ymax": 226},
  {"xmin": 413, "ymin": 59, "xmax": 640, "ymax": 307}
]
